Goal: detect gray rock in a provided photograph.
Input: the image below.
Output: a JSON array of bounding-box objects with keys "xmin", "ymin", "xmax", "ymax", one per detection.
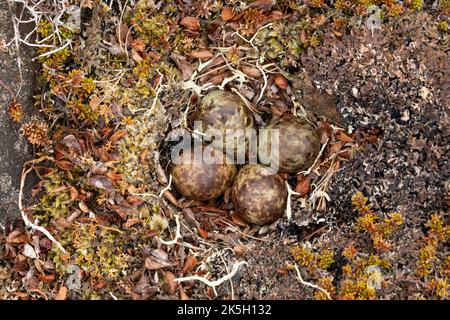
[{"xmin": 0, "ymin": 1, "xmax": 37, "ymax": 231}]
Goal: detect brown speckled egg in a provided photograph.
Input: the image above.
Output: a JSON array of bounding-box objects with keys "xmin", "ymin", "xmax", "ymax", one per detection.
[
  {"xmin": 232, "ymin": 164, "xmax": 287, "ymax": 225},
  {"xmin": 258, "ymin": 117, "xmax": 320, "ymax": 173},
  {"xmin": 195, "ymin": 90, "xmax": 253, "ymax": 156},
  {"xmin": 171, "ymin": 147, "xmax": 237, "ymax": 201}
]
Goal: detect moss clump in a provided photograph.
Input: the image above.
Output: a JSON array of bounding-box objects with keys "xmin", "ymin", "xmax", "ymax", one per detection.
[{"xmin": 291, "ymin": 192, "xmax": 404, "ymax": 300}]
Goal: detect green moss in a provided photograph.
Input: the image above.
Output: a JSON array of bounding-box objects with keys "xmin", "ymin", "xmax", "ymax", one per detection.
[{"xmin": 437, "ymin": 21, "xmax": 449, "ymax": 32}]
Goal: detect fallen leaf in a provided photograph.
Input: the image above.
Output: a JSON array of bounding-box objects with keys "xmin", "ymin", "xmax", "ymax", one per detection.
[
  {"xmin": 165, "ymin": 271, "xmax": 178, "ymax": 294},
  {"xmin": 240, "ymin": 65, "xmax": 261, "ymax": 78},
  {"xmin": 89, "ymin": 175, "xmax": 115, "ymax": 191},
  {"xmin": 274, "ymin": 74, "xmax": 288, "ymax": 89},
  {"xmin": 337, "ymin": 131, "xmax": 354, "ymax": 143},
  {"xmin": 116, "ymin": 24, "xmax": 129, "ymax": 44},
  {"xmin": 233, "ymin": 244, "xmax": 249, "ymax": 256},
  {"xmin": 295, "ymin": 175, "xmax": 311, "ymax": 196},
  {"xmin": 197, "ymin": 227, "xmax": 209, "ymax": 239},
  {"xmin": 55, "ymin": 286, "xmax": 68, "ymax": 300},
  {"xmin": 231, "ymin": 213, "xmax": 248, "ymax": 227},
  {"xmin": 23, "ymin": 244, "xmax": 38, "ymax": 259},
  {"xmin": 181, "ymin": 256, "xmax": 197, "ymax": 274},
  {"xmin": 189, "ymin": 50, "xmax": 214, "ymax": 60},
  {"xmin": 69, "ymin": 187, "xmax": 79, "ymax": 201},
  {"xmin": 329, "ymin": 142, "xmax": 344, "ymax": 154},
  {"xmin": 109, "ymin": 129, "xmax": 128, "ymax": 143},
  {"xmin": 56, "ymin": 159, "xmax": 74, "ymax": 171},
  {"xmin": 78, "ymin": 201, "xmax": 90, "ymax": 213},
  {"xmin": 318, "ymin": 122, "xmax": 333, "ymax": 144},
  {"xmin": 179, "ymin": 286, "xmax": 189, "ymax": 300},
  {"xmin": 145, "ymin": 257, "xmax": 175, "ymax": 270},
  {"xmin": 170, "ymin": 54, "xmax": 195, "ymax": 81},
  {"xmin": 180, "ymin": 16, "xmax": 201, "ymax": 31},
  {"xmin": 221, "ymin": 7, "xmax": 235, "ymax": 21},
  {"xmin": 249, "ymin": 0, "xmax": 276, "ymax": 11},
  {"xmin": 39, "ymin": 273, "xmax": 56, "ymax": 283}
]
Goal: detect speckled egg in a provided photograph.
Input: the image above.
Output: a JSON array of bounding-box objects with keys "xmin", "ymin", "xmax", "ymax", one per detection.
[
  {"xmin": 194, "ymin": 90, "xmax": 253, "ymax": 157},
  {"xmin": 232, "ymin": 164, "xmax": 287, "ymax": 225},
  {"xmin": 171, "ymin": 147, "xmax": 237, "ymax": 201},
  {"xmin": 258, "ymin": 117, "xmax": 320, "ymax": 173}
]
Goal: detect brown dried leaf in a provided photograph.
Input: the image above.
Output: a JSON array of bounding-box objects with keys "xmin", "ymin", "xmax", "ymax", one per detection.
[
  {"xmin": 274, "ymin": 74, "xmax": 288, "ymax": 89},
  {"xmin": 56, "ymin": 159, "xmax": 74, "ymax": 171},
  {"xmin": 78, "ymin": 201, "xmax": 90, "ymax": 213},
  {"xmin": 109, "ymin": 129, "xmax": 128, "ymax": 143},
  {"xmin": 233, "ymin": 244, "xmax": 249, "ymax": 257},
  {"xmin": 231, "ymin": 213, "xmax": 248, "ymax": 227},
  {"xmin": 336, "ymin": 131, "xmax": 354, "ymax": 143},
  {"xmin": 55, "ymin": 286, "xmax": 68, "ymax": 300},
  {"xmin": 180, "ymin": 17, "xmax": 201, "ymax": 31},
  {"xmin": 221, "ymin": 7, "xmax": 235, "ymax": 21},
  {"xmin": 189, "ymin": 50, "xmax": 214, "ymax": 60},
  {"xmin": 165, "ymin": 271, "xmax": 178, "ymax": 294},
  {"xmin": 145, "ymin": 257, "xmax": 175, "ymax": 270},
  {"xmin": 318, "ymin": 122, "xmax": 333, "ymax": 144},
  {"xmin": 89, "ymin": 175, "xmax": 115, "ymax": 191},
  {"xmin": 69, "ymin": 187, "xmax": 78, "ymax": 201},
  {"xmin": 170, "ymin": 54, "xmax": 195, "ymax": 81},
  {"xmin": 197, "ymin": 227, "xmax": 209, "ymax": 239},
  {"xmin": 181, "ymin": 256, "xmax": 197, "ymax": 274},
  {"xmin": 297, "ymin": 82, "xmax": 345, "ymax": 126},
  {"xmin": 179, "ymin": 286, "xmax": 189, "ymax": 300},
  {"xmin": 116, "ymin": 24, "xmax": 129, "ymax": 44},
  {"xmin": 240, "ymin": 65, "xmax": 261, "ymax": 78},
  {"xmin": 295, "ymin": 175, "xmax": 311, "ymax": 196},
  {"xmin": 329, "ymin": 142, "xmax": 344, "ymax": 154}
]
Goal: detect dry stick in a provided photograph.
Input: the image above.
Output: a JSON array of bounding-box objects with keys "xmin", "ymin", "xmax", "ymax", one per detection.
[
  {"xmin": 293, "ymin": 263, "xmax": 332, "ymax": 300},
  {"xmin": 19, "ymin": 156, "xmax": 68, "ymax": 254},
  {"xmin": 175, "ymin": 261, "xmax": 248, "ymax": 290}
]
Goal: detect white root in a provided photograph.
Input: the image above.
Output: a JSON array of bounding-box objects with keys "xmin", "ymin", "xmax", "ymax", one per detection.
[
  {"xmin": 285, "ymin": 182, "xmax": 300, "ymax": 221},
  {"xmin": 157, "ymin": 214, "xmax": 181, "ymax": 246},
  {"xmin": 293, "ymin": 263, "xmax": 332, "ymax": 300},
  {"xmin": 298, "ymin": 138, "xmax": 329, "ymax": 176},
  {"xmin": 175, "ymin": 261, "xmax": 248, "ymax": 292},
  {"xmin": 158, "ymin": 174, "xmax": 172, "ymax": 198},
  {"xmin": 19, "ymin": 157, "xmax": 68, "ymax": 254}
]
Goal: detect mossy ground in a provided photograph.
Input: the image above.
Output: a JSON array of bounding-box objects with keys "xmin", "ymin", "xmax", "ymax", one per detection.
[{"xmin": 0, "ymin": 0, "xmax": 448, "ymax": 300}]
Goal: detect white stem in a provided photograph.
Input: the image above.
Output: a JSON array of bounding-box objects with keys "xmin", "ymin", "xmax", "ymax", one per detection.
[
  {"xmin": 293, "ymin": 263, "xmax": 331, "ymax": 300},
  {"xmin": 19, "ymin": 157, "xmax": 68, "ymax": 254},
  {"xmin": 175, "ymin": 261, "xmax": 248, "ymax": 288},
  {"xmin": 157, "ymin": 214, "xmax": 181, "ymax": 246}
]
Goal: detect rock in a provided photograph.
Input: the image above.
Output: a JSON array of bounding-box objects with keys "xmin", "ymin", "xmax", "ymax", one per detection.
[{"xmin": 0, "ymin": 2, "xmax": 38, "ymax": 231}]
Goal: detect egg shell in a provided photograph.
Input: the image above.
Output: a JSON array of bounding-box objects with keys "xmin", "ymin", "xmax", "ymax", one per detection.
[
  {"xmin": 171, "ymin": 147, "xmax": 237, "ymax": 201},
  {"xmin": 232, "ymin": 164, "xmax": 287, "ymax": 225},
  {"xmin": 258, "ymin": 117, "xmax": 320, "ymax": 173}
]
